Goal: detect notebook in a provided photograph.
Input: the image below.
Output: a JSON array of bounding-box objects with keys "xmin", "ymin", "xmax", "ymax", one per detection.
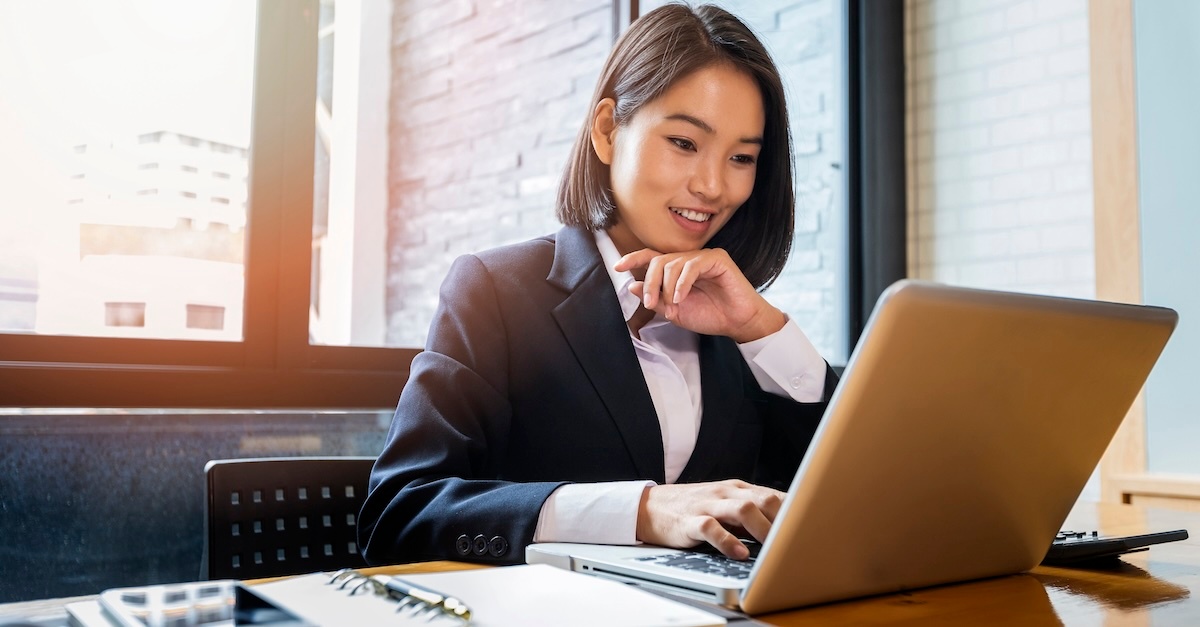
[
  {"xmin": 67, "ymin": 564, "xmax": 726, "ymax": 627},
  {"xmin": 526, "ymin": 280, "xmax": 1178, "ymax": 615}
]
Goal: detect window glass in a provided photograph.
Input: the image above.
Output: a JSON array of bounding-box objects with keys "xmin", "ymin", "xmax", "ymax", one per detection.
[
  {"xmin": 0, "ymin": 0, "xmax": 256, "ymax": 341},
  {"xmin": 1136, "ymin": 0, "xmax": 1200, "ymax": 475}
]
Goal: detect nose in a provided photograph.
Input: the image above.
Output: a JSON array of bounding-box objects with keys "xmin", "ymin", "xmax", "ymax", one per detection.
[{"xmin": 687, "ymin": 155, "xmax": 724, "ymax": 200}]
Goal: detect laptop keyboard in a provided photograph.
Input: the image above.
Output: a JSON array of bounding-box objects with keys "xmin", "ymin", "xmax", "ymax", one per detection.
[{"xmin": 632, "ymin": 551, "xmax": 757, "ymax": 580}]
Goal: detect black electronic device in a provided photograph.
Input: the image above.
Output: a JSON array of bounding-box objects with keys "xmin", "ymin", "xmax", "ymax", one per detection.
[{"xmin": 1041, "ymin": 529, "xmax": 1189, "ymax": 565}]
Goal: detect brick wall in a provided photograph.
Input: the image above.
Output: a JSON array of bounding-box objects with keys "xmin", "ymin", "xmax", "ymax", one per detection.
[
  {"xmin": 386, "ymin": 0, "xmax": 843, "ymax": 360},
  {"xmin": 905, "ymin": 0, "xmax": 1095, "ymax": 299},
  {"xmin": 385, "ymin": 0, "xmax": 614, "ymax": 346}
]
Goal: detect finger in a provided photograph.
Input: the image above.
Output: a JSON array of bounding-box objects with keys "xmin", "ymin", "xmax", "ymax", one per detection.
[
  {"xmin": 673, "ymin": 257, "xmax": 705, "ymax": 304},
  {"xmin": 641, "ymin": 255, "xmax": 664, "ymax": 309},
  {"xmin": 613, "ymin": 248, "xmax": 661, "ymax": 273},
  {"xmin": 660, "ymin": 256, "xmax": 686, "ymax": 308},
  {"xmin": 693, "ymin": 516, "xmax": 749, "ymax": 560},
  {"xmin": 716, "ymin": 498, "xmax": 773, "ymax": 545},
  {"xmin": 756, "ymin": 488, "xmax": 786, "ymax": 522}
]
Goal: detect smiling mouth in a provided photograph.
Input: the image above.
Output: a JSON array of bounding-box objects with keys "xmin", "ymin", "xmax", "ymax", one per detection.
[{"xmin": 670, "ymin": 207, "xmax": 712, "ymax": 223}]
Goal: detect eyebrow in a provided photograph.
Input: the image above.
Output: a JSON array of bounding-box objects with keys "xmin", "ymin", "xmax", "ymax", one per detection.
[{"xmin": 664, "ymin": 113, "xmax": 763, "ymax": 145}]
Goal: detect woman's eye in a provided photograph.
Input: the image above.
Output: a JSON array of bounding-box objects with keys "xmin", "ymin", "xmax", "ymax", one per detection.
[
  {"xmin": 732, "ymin": 154, "xmax": 757, "ymax": 165},
  {"xmin": 668, "ymin": 137, "xmax": 696, "ymax": 151}
]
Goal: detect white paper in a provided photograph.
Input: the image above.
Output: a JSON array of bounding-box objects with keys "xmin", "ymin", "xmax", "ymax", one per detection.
[{"xmin": 252, "ymin": 565, "xmax": 725, "ymax": 627}]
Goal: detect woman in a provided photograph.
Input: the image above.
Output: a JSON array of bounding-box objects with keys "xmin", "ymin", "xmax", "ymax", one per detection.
[{"xmin": 359, "ymin": 3, "xmax": 837, "ymax": 566}]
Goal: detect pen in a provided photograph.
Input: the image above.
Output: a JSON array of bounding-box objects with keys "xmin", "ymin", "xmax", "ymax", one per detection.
[{"xmin": 375, "ymin": 574, "xmax": 472, "ymax": 623}]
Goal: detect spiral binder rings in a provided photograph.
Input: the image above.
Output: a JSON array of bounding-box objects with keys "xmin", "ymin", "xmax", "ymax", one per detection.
[{"xmin": 327, "ymin": 569, "xmax": 472, "ymax": 624}]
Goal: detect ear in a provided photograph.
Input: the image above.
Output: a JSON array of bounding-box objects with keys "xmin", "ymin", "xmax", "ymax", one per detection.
[{"xmin": 589, "ymin": 98, "xmax": 618, "ymax": 166}]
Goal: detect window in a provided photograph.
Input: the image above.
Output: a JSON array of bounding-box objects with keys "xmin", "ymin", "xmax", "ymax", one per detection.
[
  {"xmin": 0, "ymin": 0, "xmax": 901, "ymax": 409},
  {"xmin": 0, "ymin": 0, "xmax": 254, "ymax": 344},
  {"xmin": 105, "ymin": 302, "xmax": 146, "ymax": 328},
  {"xmin": 187, "ymin": 304, "xmax": 225, "ymax": 330}
]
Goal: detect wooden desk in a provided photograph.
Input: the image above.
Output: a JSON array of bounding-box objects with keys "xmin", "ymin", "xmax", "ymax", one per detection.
[
  {"xmin": 359, "ymin": 501, "xmax": 1200, "ymax": 626},
  {"xmin": 755, "ymin": 500, "xmax": 1200, "ymax": 625},
  {"xmin": 3, "ymin": 501, "xmax": 1198, "ymax": 625}
]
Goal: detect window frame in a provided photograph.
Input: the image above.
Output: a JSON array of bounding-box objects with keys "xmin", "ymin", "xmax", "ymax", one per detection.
[
  {"xmin": 845, "ymin": 0, "xmax": 908, "ymax": 355},
  {"xmin": 0, "ymin": 0, "xmax": 412, "ymax": 409},
  {"xmin": 0, "ymin": 0, "xmax": 904, "ymax": 409}
]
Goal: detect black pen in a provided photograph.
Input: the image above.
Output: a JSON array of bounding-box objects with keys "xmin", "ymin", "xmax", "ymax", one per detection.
[{"xmin": 374, "ymin": 574, "xmax": 472, "ymax": 623}]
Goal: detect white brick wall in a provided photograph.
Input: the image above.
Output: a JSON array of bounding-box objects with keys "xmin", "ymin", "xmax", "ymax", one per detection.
[
  {"xmin": 385, "ymin": 0, "xmax": 613, "ymax": 347},
  {"xmin": 905, "ymin": 0, "xmax": 1095, "ymax": 300}
]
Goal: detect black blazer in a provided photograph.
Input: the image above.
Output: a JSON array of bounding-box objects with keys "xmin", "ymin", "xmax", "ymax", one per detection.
[{"xmin": 358, "ymin": 225, "xmax": 837, "ymax": 565}]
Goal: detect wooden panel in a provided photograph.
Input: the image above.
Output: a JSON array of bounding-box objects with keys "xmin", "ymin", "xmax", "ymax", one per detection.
[
  {"xmin": 1090, "ymin": 0, "xmax": 1148, "ymax": 500},
  {"xmin": 1111, "ymin": 473, "xmax": 1200, "ymax": 502},
  {"xmin": 1130, "ymin": 495, "xmax": 1200, "ymax": 513}
]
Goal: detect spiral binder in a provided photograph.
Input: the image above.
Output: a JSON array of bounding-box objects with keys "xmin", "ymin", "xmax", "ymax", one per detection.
[{"xmin": 328, "ymin": 569, "xmax": 473, "ymax": 625}]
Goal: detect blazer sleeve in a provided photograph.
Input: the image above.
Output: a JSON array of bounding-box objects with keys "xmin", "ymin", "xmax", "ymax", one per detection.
[
  {"xmin": 357, "ymin": 254, "xmax": 566, "ymax": 566},
  {"xmin": 752, "ymin": 362, "xmax": 840, "ymax": 491}
]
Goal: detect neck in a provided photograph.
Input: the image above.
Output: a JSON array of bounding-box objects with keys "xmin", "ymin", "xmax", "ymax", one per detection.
[{"xmin": 603, "ymin": 226, "xmax": 647, "ymax": 281}]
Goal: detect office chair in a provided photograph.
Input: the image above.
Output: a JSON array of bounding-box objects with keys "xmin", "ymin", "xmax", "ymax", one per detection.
[{"xmin": 202, "ymin": 456, "xmax": 376, "ymax": 580}]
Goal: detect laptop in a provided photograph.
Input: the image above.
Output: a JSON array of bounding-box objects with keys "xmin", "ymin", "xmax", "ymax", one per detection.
[{"xmin": 526, "ymin": 280, "xmax": 1177, "ymax": 615}]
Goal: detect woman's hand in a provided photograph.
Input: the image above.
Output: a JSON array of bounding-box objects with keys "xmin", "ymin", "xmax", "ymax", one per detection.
[
  {"xmin": 636, "ymin": 479, "xmax": 785, "ymax": 559},
  {"xmin": 614, "ymin": 248, "xmax": 786, "ymax": 343}
]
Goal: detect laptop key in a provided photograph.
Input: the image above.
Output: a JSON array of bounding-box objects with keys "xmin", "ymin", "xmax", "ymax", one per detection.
[{"xmin": 639, "ymin": 552, "xmax": 756, "ymax": 579}]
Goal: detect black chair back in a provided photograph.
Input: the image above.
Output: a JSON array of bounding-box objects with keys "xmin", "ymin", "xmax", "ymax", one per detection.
[{"xmin": 202, "ymin": 456, "xmax": 376, "ymax": 580}]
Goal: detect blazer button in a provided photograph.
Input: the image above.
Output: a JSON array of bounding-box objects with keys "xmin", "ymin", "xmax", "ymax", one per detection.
[
  {"xmin": 472, "ymin": 534, "xmax": 489, "ymax": 556},
  {"xmin": 488, "ymin": 536, "xmax": 508, "ymax": 558},
  {"xmin": 455, "ymin": 534, "xmax": 471, "ymax": 557}
]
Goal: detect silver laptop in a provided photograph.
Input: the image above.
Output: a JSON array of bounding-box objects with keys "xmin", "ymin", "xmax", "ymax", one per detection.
[{"xmin": 526, "ymin": 280, "xmax": 1177, "ymax": 615}]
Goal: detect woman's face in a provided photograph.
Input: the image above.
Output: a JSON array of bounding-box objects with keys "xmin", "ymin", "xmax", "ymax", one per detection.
[{"xmin": 592, "ymin": 63, "xmax": 765, "ymax": 256}]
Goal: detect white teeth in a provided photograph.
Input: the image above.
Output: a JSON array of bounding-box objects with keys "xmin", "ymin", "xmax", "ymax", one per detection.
[{"xmin": 671, "ymin": 208, "xmax": 712, "ymax": 223}]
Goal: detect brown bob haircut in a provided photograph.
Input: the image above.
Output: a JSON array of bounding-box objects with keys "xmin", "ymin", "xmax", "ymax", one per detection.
[{"xmin": 556, "ymin": 3, "xmax": 795, "ymax": 290}]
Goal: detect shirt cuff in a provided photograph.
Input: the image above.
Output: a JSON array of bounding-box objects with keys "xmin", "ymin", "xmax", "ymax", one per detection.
[
  {"xmin": 737, "ymin": 316, "xmax": 827, "ymax": 403},
  {"xmin": 533, "ymin": 480, "xmax": 656, "ymax": 545}
]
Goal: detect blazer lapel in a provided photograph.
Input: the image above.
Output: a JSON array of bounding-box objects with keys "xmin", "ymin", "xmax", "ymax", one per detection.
[
  {"xmin": 548, "ymin": 226, "xmax": 666, "ymax": 484},
  {"xmin": 677, "ymin": 334, "xmax": 744, "ymax": 483}
]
